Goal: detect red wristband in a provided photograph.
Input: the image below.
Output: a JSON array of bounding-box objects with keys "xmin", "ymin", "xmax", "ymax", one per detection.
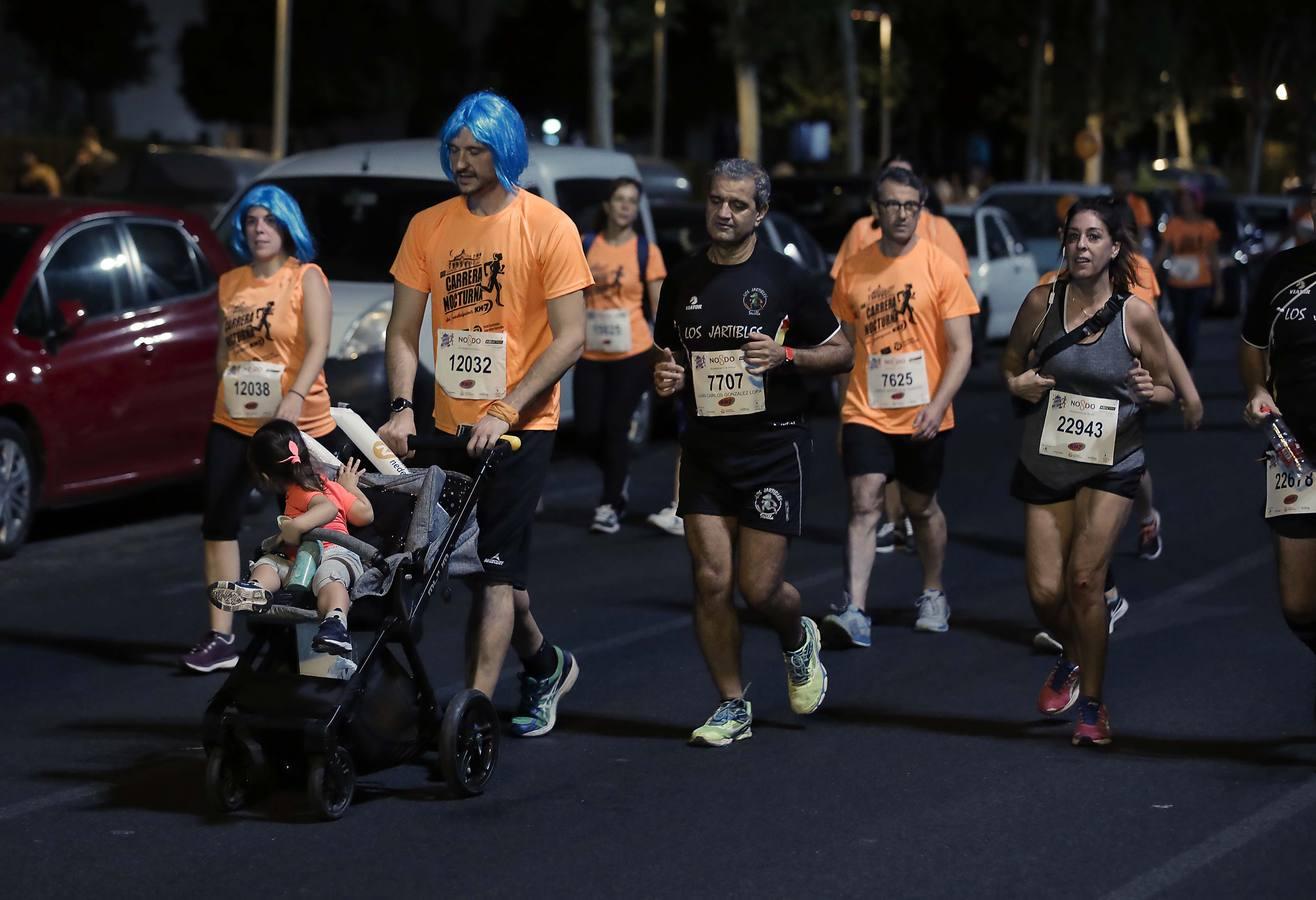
[{"xmin": 783, "ymin": 346, "xmax": 795, "ymax": 364}]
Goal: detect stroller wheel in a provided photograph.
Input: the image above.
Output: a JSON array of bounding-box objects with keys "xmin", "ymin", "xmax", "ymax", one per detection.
[
  {"xmin": 306, "ymin": 747, "xmax": 355, "ymax": 820},
  {"xmin": 439, "ymin": 689, "xmax": 499, "ymax": 797},
  {"xmin": 204, "ymin": 740, "xmax": 254, "ymax": 813}
]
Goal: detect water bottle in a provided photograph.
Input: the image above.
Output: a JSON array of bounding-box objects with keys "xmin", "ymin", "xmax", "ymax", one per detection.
[
  {"xmin": 1264, "ymin": 412, "xmax": 1312, "ymax": 478},
  {"xmin": 287, "ymin": 540, "xmax": 321, "ymax": 590}
]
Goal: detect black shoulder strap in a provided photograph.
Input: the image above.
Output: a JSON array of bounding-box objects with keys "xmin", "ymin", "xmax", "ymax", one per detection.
[
  {"xmin": 636, "ymin": 234, "xmax": 649, "ymax": 279},
  {"xmin": 1036, "ymin": 290, "xmax": 1129, "ymax": 371}
]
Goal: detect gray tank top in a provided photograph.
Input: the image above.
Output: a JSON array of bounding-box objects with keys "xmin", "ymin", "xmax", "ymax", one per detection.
[{"xmin": 1019, "ymin": 283, "xmax": 1144, "ymax": 488}]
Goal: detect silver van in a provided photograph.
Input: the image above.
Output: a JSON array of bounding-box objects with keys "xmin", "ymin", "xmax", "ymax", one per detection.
[{"xmin": 216, "ymin": 139, "xmax": 655, "ymax": 428}]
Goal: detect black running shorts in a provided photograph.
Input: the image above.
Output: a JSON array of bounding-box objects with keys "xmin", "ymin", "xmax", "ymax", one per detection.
[
  {"xmin": 1009, "ymin": 459, "xmax": 1142, "ymax": 504},
  {"xmin": 678, "ymin": 425, "xmax": 811, "ymax": 537},
  {"xmin": 841, "ymin": 424, "xmax": 950, "ymax": 496},
  {"xmin": 417, "ymin": 429, "xmax": 555, "ymax": 590}
]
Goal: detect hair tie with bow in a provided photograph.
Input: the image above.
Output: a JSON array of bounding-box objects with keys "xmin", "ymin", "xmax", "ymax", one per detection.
[{"xmin": 277, "ymin": 440, "xmax": 301, "ymax": 465}]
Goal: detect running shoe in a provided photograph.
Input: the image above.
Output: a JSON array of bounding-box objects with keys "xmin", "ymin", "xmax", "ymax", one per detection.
[
  {"xmin": 899, "ymin": 517, "xmax": 916, "ymax": 555},
  {"xmin": 1137, "ymin": 510, "xmax": 1163, "ymax": 560},
  {"xmin": 689, "ymin": 698, "xmax": 753, "ymax": 747},
  {"xmin": 510, "ymin": 646, "xmax": 579, "ymax": 737},
  {"xmin": 822, "ymin": 605, "xmax": 872, "ymax": 648},
  {"xmin": 1038, "ymin": 658, "xmax": 1081, "ymax": 716},
  {"xmin": 1072, "ymin": 698, "xmax": 1112, "ymax": 746},
  {"xmin": 208, "ymin": 580, "xmax": 272, "ymax": 614},
  {"xmin": 874, "ymin": 520, "xmax": 896, "ymax": 554},
  {"xmin": 181, "ymin": 630, "xmax": 238, "ymax": 673},
  {"xmin": 1107, "ymin": 591, "xmax": 1129, "ymax": 633},
  {"xmin": 783, "ymin": 617, "xmax": 828, "ymax": 714},
  {"xmin": 590, "ymin": 504, "xmax": 621, "ymax": 534},
  {"xmin": 646, "ymin": 503, "xmax": 685, "ymax": 536},
  {"xmin": 1032, "ymin": 631, "xmax": 1063, "ymax": 653},
  {"xmin": 914, "ymin": 589, "xmax": 950, "ymax": 633},
  {"xmin": 311, "ymin": 616, "xmax": 352, "ymax": 657}
]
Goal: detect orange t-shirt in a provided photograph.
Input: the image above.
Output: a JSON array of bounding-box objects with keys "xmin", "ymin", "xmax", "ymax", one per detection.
[
  {"xmin": 1162, "ymin": 216, "xmax": 1221, "ymax": 289},
  {"xmin": 831, "ymin": 213, "xmax": 971, "ymax": 281},
  {"xmin": 1126, "ymin": 193, "xmax": 1153, "ymax": 233},
  {"xmin": 390, "ymin": 190, "xmax": 595, "ymax": 433},
  {"xmin": 1038, "ymin": 252, "xmax": 1160, "ymax": 308},
  {"xmin": 282, "ymin": 478, "xmax": 356, "ymax": 555},
  {"xmin": 211, "ymin": 259, "xmax": 334, "ymax": 438},
  {"xmin": 831, "ymin": 238, "xmax": 980, "ymax": 434},
  {"xmin": 581, "ymin": 234, "xmax": 667, "ymax": 361}
]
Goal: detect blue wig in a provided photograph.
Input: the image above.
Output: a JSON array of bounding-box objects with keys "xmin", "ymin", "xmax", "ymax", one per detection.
[
  {"xmin": 229, "ymin": 184, "xmax": 317, "ymax": 263},
  {"xmin": 438, "ymin": 91, "xmax": 529, "ymax": 193}
]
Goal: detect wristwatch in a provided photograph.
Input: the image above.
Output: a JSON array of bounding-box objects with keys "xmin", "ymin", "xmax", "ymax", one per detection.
[{"xmin": 389, "ymin": 397, "xmax": 414, "ymax": 414}]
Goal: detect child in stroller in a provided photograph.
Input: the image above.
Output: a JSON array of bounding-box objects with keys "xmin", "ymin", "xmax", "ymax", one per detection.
[{"xmin": 209, "ymin": 420, "xmax": 374, "ymax": 661}]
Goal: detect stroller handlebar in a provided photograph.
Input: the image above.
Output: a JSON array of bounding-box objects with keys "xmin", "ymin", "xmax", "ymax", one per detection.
[{"xmin": 407, "ymin": 433, "xmax": 521, "ymax": 453}]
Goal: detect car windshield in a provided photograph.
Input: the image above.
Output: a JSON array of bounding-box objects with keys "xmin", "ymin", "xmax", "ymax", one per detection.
[
  {"xmin": 218, "ymin": 176, "xmax": 460, "ymax": 280},
  {"xmin": 0, "ymin": 223, "xmax": 39, "ymax": 288},
  {"xmin": 982, "ymin": 193, "xmax": 1076, "ymax": 241},
  {"xmin": 555, "ymin": 177, "xmax": 628, "ymax": 235},
  {"xmin": 947, "ymin": 213, "xmax": 977, "ymax": 256}
]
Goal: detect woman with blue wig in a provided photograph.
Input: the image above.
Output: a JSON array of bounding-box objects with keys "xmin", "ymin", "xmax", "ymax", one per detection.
[{"xmin": 183, "ymin": 183, "xmax": 347, "ymax": 673}]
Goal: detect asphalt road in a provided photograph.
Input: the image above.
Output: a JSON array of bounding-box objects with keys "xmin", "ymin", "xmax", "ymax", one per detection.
[{"xmin": 3, "ymin": 319, "xmax": 1314, "ymax": 898}]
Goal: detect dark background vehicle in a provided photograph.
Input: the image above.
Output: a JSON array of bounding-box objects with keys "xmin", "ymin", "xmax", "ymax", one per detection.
[
  {"xmin": 97, "ymin": 145, "xmax": 272, "ymax": 222},
  {"xmin": 0, "ymin": 196, "xmax": 230, "ymax": 557},
  {"xmin": 1201, "ymin": 195, "xmax": 1266, "ymax": 317},
  {"xmin": 767, "ymin": 175, "xmax": 872, "ymax": 259}
]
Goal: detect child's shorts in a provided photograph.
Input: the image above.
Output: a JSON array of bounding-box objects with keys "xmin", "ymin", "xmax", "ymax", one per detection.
[{"xmin": 253, "ymin": 542, "xmax": 365, "ymax": 596}]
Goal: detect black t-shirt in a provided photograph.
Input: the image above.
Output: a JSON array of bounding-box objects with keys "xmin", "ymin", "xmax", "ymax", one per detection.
[
  {"xmin": 654, "ymin": 239, "xmax": 840, "ymax": 434},
  {"xmin": 1241, "ymin": 243, "xmax": 1316, "ymax": 422}
]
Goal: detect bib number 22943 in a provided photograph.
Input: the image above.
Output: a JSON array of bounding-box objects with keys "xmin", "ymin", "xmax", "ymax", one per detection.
[{"xmin": 1038, "ymin": 389, "xmax": 1119, "ymax": 466}]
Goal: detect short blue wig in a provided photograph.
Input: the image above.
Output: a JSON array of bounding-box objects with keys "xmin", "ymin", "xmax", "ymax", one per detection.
[
  {"xmin": 438, "ymin": 91, "xmax": 529, "ymax": 193},
  {"xmin": 229, "ymin": 184, "xmax": 317, "ymax": 263}
]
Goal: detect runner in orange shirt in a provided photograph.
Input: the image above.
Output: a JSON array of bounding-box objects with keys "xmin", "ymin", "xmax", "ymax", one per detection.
[
  {"xmin": 379, "ymin": 91, "xmax": 592, "ymax": 738},
  {"xmin": 1154, "ymin": 184, "xmax": 1221, "ymax": 368},
  {"xmin": 184, "ymin": 184, "xmax": 344, "ymax": 674},
  {"xmin": 822, "ymin": 166, "xmax": 978, "ymax": 646},
  {"xmin": 575, "ymin": 177, "xmax": 667, "ymax": 535},
  {"xmin": 832, "ymin": 156, "xmax": 973, "ymax": 556}
]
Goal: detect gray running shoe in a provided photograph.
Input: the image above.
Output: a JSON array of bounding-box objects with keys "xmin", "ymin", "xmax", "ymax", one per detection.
[
  {"xmin": 822, "ymin": 605, "xmax": 872, "ymax": 648},
  {"xmin": 874, "ymin": 520, "xmax": 896, "ymax": 554},
  {"xmin": 914, "ymin": 589, "xmax": 950, "ymax": 633},
  {"xmin": 1107, "ymin": 592, "xmax": 1129, "ymax": 633}
]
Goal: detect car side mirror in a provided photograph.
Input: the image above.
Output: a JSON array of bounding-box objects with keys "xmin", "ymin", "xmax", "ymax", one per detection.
[{"xmin": 53, "ymin": 299, "xmax": 88, "ymax": 339}]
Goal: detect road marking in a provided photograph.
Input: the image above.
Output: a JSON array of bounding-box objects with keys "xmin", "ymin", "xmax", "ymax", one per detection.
[
  {"xmin": 1101, "ymin": 777, "xmax": 1316, "ymax": 900},
  {"xmin": 0, "ymin": 786, "xmax": 103, "ymax": 822}
]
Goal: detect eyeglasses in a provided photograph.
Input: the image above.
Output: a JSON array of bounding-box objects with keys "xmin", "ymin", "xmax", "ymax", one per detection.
[{"xmin": 876, "ymin": 200, "xmax": 923, "ymax": 215}]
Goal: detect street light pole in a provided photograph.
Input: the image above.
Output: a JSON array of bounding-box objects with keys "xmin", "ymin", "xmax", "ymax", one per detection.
[
  {"xmin": 652, "ymin": 0, "xmax": 667, "ymax": 158},
  {"xmin": 272, "ymin": 0, "xmax": 291, "ymax": 160},
  {"xmin": 879, "ymin": 11, "xmax": 892, "ymax": 163}
]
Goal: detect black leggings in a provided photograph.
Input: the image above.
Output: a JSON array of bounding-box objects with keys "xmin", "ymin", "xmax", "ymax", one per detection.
[{"xmin": 572, "ymin": 354, "xmax": 652, "ymax": 509}]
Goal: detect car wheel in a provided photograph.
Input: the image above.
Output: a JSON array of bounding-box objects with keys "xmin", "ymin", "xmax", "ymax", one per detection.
[{"xmin": 0, "ymin": 420, "xmax": 35, "ymax": 559}]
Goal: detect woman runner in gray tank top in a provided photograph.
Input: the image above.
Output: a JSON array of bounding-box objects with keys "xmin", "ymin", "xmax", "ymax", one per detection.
[{"xmin": 1001, "ymin": 197, "xmax": 1175, "ymax": 748}]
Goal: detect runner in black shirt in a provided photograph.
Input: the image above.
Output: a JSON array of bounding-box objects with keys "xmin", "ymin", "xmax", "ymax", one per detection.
[
  {"xmin": 652, "ymin": 158, "xmax": 852, "ymax": 746},
  {"xmin": 1240, "ymin": 211, "xmax": 1316, "ymax": 699}
]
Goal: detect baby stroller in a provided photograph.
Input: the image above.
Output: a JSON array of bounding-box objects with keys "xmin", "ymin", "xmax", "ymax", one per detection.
[{"xmin": 202, "ymin": 435, "xmax": 515, "ymax": 820}]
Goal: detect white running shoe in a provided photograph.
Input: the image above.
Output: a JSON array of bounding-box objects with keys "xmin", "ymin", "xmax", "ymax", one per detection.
[
  {"xmin": 914, "ymin": 589, "xmax": 950, "ymax": 633},
  {"xmin": 590, "ymin": 504, "xmax": 621, "ymax": 534},
  {"xmin": 646, "ymin": 503, "xmax": 684, "ymax": 536}
]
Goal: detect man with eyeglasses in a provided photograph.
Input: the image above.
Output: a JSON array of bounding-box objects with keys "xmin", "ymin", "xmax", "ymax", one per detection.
[{"xmin": 822, "ymin": 165, "xmax": 978, "ymax": 647}]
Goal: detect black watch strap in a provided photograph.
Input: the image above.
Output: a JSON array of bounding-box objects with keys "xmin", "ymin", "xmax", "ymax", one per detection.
[{"xmin": 389, "ymin": 397, "xmax": 414, "ymax": 414}]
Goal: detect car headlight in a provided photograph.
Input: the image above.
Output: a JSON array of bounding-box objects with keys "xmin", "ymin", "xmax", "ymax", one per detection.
[{"xmin": 337, "ymin": 299, "xmax": 392, "ymax": 359}]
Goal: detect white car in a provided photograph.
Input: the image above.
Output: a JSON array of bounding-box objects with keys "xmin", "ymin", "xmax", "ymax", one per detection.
[
  {"xmin": 215, "ymin": 139, "xmax": 655, "ymax": 430},
  {"xmin": 943, "ymin": 204, "xmax": 1040, "ymax": 341},
  {"xmin": 973, "ymin": 181, "xmax": 1109, "ymax": 273}
]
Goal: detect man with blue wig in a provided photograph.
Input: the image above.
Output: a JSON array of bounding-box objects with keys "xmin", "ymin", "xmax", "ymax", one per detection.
[{"xmin": 380, "ymin": 91, "xmax": 592, "ymax": 737}]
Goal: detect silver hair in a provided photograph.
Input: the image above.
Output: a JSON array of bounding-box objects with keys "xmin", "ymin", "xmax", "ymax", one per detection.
[{"xmin": 707, "ymin": 158, "xmax": 771, "ymax": 211}]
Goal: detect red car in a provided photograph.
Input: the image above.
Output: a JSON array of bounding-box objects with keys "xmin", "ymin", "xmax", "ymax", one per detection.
[{"xmin": 0, "ymin": 196, "xmax": 231, "ymax": 557}]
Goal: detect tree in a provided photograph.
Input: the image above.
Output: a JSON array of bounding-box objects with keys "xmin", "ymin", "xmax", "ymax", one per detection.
[
  {"xmin": 588, "ymin": 0, "xmax": 615, "ymax": 149},
  {"xmin": 6, "ymin": 0, "xmax": 155, "ymax": 134}
]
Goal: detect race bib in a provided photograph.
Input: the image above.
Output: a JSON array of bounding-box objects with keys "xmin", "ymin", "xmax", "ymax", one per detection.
[
  {"xmin": 435, "ymin": 329, "xmax": 507, "ymax": 400},
  {"xmin": 691, "ymin": 349, "xmax": 765, "ymax": 417},
  {"xmin": 1039, "ymin": 390, "xmax": 1119, "ymax": 465},
  {"xmin": 1265, "ymin": 458, "xmax": 1316, "ymax": 518},
  {"xmin": 866, "ymin": 351, "xmax": 930, "ymax": 409},
  {"xmin": 222, "ymin": 361, "xmax": 284, "ymax": 419},
  {"xmin": 1168, "ymin": 255, "xmax": 1201, "ymax": 282},
  {"xmin": 585, "ymin": 308, "xmax": 632, "ymax": 354}
]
